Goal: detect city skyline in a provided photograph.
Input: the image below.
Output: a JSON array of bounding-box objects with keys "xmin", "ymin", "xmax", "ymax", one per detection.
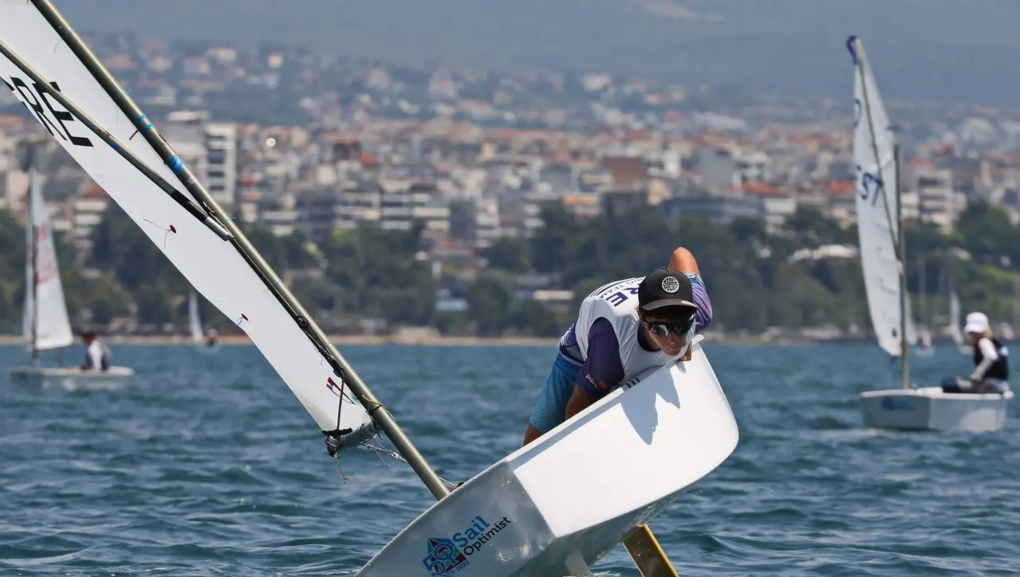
[
  {"xmin": 55, "ymin": 0, "xmax": 1020, "ymax": 108},
  {"xmin": 2, "ymin": 17, "xmax": 1019, "ymax": 339}
]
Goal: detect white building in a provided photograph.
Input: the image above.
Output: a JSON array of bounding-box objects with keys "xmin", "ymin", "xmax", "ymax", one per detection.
[
  {"xmin": 162, "ymin": 111, "xmax": 237, "ymax": 209},
  {"xmin": 914, "ymin": 168, "xmax": 960, "ymax": 232}
]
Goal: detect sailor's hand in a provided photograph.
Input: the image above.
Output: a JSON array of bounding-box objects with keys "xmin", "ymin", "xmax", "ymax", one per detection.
[
  {"xmin": 325, "ymin": 435, "xmax": 343, "ymax": 457},
  {"xmin": 681, "ymin": 347, "xmax": 692, "ymax": 362}
]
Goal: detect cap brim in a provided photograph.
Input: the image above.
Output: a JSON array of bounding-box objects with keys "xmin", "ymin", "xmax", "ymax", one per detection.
[
  {"xmin": 964, "ymin": 323, "xmax": 986, "ymax": 334},
  {"xmin": 640, "ymin": 299, "xmax": 697, "ymax": 312}
]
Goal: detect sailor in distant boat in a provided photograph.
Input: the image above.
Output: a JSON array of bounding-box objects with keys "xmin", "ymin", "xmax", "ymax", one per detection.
[
  {"xmin": 917, "ymin": 330, "xmax": 933, "ymax": 356},
  {"xmin": 945, "ymin": 312, "xmax": 1009, "ymax": 394},
  {"xmin": 78, "ymin": 330, "xmax": 111, "ymax": 371},
  {"xmin": 205, "ymin": 328, "xmax": 218, "ymax": 348},
  {"xmin": 523, "ymin": 247, "xmax": 712, "ymax": 445}
]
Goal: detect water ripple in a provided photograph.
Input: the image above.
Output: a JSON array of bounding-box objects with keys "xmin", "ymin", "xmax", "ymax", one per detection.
[{"xmin": 2, "ymin": 343, "xmax": 1018, "ymax": 576}]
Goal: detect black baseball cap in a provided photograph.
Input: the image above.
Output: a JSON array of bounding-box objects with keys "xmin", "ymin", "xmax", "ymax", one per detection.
[{"xmin": 638, "ymin": 268, "xmax": 696, "ymax": 312}]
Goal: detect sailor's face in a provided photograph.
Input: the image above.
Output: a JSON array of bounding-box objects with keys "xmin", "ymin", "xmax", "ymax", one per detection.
[
  {"xmin": 653, "ymin": 331, "xmax": 687, "ymax": 356},
  {"xmin": 642, "ymin": 316, "xmax": 694, "ymax": 356}
]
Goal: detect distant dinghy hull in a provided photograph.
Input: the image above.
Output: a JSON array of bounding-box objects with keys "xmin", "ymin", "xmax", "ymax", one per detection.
[
  {"xmin": 9, "ymin": 366, "xmax": 134, "ymax": 391},
  {"xmin": 861, "ymin": 387, "xmax": 1012, "ymax": 432}
]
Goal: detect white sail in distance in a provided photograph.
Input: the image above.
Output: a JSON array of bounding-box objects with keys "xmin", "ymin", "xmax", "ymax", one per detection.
[
  {"xmin": 949, "ymin": 288, "xmax": 965, "ymax": 347},
  {"xmin": 849, "ymin": 36, "xmax": 916, "ymax": 357},
  {"xmin": 23, "ymin": 167, "xmax": 74, "ymax": 351},
  {"xmin": 0, "ymin": 3, "xmax": 372, "ymax": 438},
  {"xmin": 188, "ymin": 290, "xmax": 204, "ymax": 345}
]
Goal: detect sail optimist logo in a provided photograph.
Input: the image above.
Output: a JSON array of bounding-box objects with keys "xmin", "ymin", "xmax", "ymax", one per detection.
[
  {"xmin": 423, "ymin": 537, "xmax": 468, "ymax": 576},
  {"xmin": 422, "ymin": 515, "xmax": 513, "ymax": 575}
]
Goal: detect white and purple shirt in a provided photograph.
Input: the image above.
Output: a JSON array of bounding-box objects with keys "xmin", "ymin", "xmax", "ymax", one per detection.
[{"xmin": 558, "ymin": 274, "xmax": 712, "ymax": 399}]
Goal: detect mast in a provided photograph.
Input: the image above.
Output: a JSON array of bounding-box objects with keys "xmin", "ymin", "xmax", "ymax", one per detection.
[
  {"xmin": 17, "ymin": 0, "xmax": 450, "ymax": 499},
  {"xmin": 895, "ymin": 144, "xmax": 909, "ymax": 389}
]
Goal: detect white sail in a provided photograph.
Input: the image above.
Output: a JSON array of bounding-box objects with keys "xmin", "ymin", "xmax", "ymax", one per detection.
[
  {"xmin": 1000, "ymin": 323, "xmax": 1015, "ymax": 341},
  {"xmin": 849, "ymin": 37, "xmax": 916, "ymax": 357},
  {"xmin": 0, "ymin": 3, "xmax": 372, "ymax": 437},
  {"xmin": 919, "ymin": 329, "xmax": 931, "ymax": 347},
  {"xmin": 22, "ymin": 167, "xmax": 74, "ymax": 351},
  {"xmin": 188, "ymin": 290, "xmax": 203, "ymax": 344},
  {"xmin": 948, "ymin": 289, "xmax": 965, "ymax": 346}
]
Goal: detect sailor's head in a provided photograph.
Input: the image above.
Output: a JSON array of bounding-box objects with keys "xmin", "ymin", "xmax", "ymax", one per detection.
[
  {"xmin": 965, "ymin": 311, "xmax": 991, "ymax": 342},
  {"xmin": 80, "ymin": 329, "xmax": 97, "ymax": 344},
  {"xmin": 637, "ymin": 268, "xmax": 697, "ymax": 357}
]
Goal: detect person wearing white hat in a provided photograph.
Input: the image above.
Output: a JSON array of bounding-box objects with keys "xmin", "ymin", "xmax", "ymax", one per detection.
[{"xmin": 953, "ymin": 311, "xmax": 1010, "ymax": 394}]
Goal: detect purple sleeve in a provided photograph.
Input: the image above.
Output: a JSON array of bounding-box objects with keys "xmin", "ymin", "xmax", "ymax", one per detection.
[
  {"xmin": 575, "ymin": 318, "xmax": 626, "ymax": 399},
  {"xmin": 690, "ymin": 274, "xmax": 712, "ymax": 332}
]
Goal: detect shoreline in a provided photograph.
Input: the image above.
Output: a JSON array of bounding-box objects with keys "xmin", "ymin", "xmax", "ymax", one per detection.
[
  {"xmin": 0, "ymin": 334, "xmax": 873, "ymax": 347},
  {"xmin": 0, "ymin": 334, "xmax": 560, "ymax": 346}
]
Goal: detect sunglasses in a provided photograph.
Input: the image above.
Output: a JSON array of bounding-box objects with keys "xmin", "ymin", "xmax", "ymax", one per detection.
[{"xmin": 643, "ymin": 315, "xmax": 695, "ymax": 338}]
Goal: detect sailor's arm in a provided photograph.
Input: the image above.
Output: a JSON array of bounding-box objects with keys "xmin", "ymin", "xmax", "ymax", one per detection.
[
  {"xmin": 668, "ymin": 247, "xmax": 711, "ymax": 366},
  {"xmin": 668, "ymin": 247, "xmax": 700, "ymax": 275},
  {"xmin": 564, "ymin": 320, "xmax": 625, "ymax": 421},
  {"xmin": 970, "ymin": 337, "xmax": 999, "ymax": 382},
  {"xmin": 668, "ymin": 247, "xmax": 712, "ymax": 329}
]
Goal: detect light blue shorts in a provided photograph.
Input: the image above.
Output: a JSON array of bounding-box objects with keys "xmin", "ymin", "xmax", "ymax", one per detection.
[{"xmin": 528, "ymin": 352, "xmax": 582, "ymax": 433}]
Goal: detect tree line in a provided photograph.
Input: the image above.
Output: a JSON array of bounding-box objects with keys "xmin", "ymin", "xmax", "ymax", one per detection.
[{"xmin": 1, "ymin": 199, "xmax": 1018, "ymax": 338}]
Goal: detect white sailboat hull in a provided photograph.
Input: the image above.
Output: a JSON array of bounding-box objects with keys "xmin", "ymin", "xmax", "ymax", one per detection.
[
  {"xmin": 9, "ymin": 366, "xmax": 134, "ymax": 391},
  {"xmin": 861, "ymin": 387, "xmax": 1012, "ymax": 432},
  {"xmin": 358, "ymin": 338, "xmax": 738, "ymax": 577}
]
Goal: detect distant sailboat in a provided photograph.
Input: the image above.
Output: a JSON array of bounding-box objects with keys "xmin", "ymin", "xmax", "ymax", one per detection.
[
  {"xmin": 1000, "ymin": 323, "xmax": 1015, "ymax": 341},
  {"xmin": 187, "ymin": 290, "xmax": 217, "ymax": 351},
  {"xmin": 188, "ymin": 290, "xmax": 202, "ymax": 344},
  {"xmin": 916, "ymin": 329, "xmax": 933, "ymax": 357},
  {"xmin": 948, "ymin": 286, "xmax": 970, "ymax": 354},
  {"xmin": 849, "ymin": 36, "xmax": 1011, "ymax": 432},
  {"xmin": 188, "ymin": 290, "xmax": 219, "ymax": 351},
  {"xmin": 8, "ymin": 162, "xmax": 133, "ymax": 390}
]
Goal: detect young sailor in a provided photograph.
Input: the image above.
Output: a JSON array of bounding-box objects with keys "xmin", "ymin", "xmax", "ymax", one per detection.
[
  {"xmin": 523, "ymin": 247, "xmax": 712, "ymax": 445},
  {"xmin": 78, "ymin": 330, "xmax": 111, "ymax": 371},
  {"xmin": 205, "ymin": 328, "xmax": 218, "ymax": 348},
  {"xmin": 957, "ymin": 312, "xmax": 1010, "ymax": 394}
]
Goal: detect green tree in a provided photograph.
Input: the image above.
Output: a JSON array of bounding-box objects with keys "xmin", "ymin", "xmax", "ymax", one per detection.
[
  {"xmin": 486, "ymin": 237, "xmax": 530, "ymax": 273},
  {"xmin": 69, "ymin": 273, "xmax": 133, "ymax": 325},
  {"xmin": 787, "ymin": 205, "xmax": 852, "ymax": 246},
  {"xmin": 956, "ymin": 200, "xmax": 1020, "ymax": 267},
  {"xmin": 467, "ymin": 270, "xmax": 515, "ymax": 336},
  {"xmin": 318, "ymin": 223, "xmax": 435, "ymax": 325},
  {"xmin": 530, "ymin": 203, "xmax": 584, "ymax": 276},
  {"xmin": 507, "ymin": 300, "xmax": 562, "ymax": 336},
  {"xmin": 0, "ymin": 210, "xmax": 26, "ymax": 330}
]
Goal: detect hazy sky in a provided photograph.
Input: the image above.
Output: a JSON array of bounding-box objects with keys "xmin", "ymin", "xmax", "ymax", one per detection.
[{"xmin": 52, "ymin": 0, "xmax": 1020, "ymax": 107}]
